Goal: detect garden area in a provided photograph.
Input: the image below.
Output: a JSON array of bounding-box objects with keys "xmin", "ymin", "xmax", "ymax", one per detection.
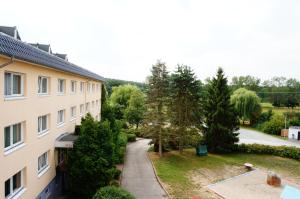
[{"xmin": 149, "ymin": 149, "xmax": 300, "ymax": 199}]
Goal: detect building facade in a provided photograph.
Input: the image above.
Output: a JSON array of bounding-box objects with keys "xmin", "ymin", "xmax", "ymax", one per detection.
[{"xmin": 0, "ymin": 27, "xmax": 104, "ymax": 199}]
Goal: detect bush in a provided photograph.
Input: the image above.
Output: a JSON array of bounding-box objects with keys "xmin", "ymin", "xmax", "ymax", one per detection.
[
  {"xmin": 261, "ymin": 114, "xmax": 284, "ymax": 135},
  {"xmin": 117, "ymin": 146, "xmax": 126, "ymax": 163},
  {"xmin": 127, "ymin": 134, "xmax": 136, "ymax": 142},
  {"xmin": 289, "ymin": 118, "xmax": 300, "ymax": 127},
  {"xmin": 92, "ymin": 186, "xmax": 135, "ymax": 199},
  {"xmin": 233, "ymin": 144, "xmax": 300, "ymax": 161},
  {"xmin": 119, "ymin": 132, "xmax": 128, "ymax": 147}
]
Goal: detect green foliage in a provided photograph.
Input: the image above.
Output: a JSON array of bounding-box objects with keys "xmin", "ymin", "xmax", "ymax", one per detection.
[
  {"xmin": 105, "ymin": 78, "xmax": 147, "ymax": 96},
  {"xmin": 68, "ymin": 114, "xmax": 117, "ymax": 198},
  {"xmin": 92, "ymin": 186, "xmax": 135, "ymax": 199},
  {"xmin": 231, "ymin": 88, "xmax": 262, "ymax": 124},
  {"xmin": 127, "ymin": 134, "xmax": 136, "ymax": 142},
  {"xmin": 144, "ymin": 60, "xmax": 169, "ymax": 157},
  {"xmin": 203, "ymin": 68, "xmax": 240, "ymax": 153},
  {"xmin": 233, "ymin": 144, "xmax": 300, "ymax": 161},
  {"xmin": 231, "ymin": 75, "xmax": 261, "ymax": 92},
  {"xmin": 289, "ymin": 118, "xmax": 300, "ymax": 127},
  {"xmin": 119, "ymin": 132, "xmax": 128, "ymax": 147},
  {"xmin": 110, "ymin": 85, "xmax": 141, "ymax": 119},
  {"xmin": 261, "ymin": 114, "xmax": 285, "ymax": 135},
  {"xmin": 169, "ymin": 65, "xmax": 203, "ymax": 152},
  {"xmin": 124, "ymin": 90, "xmax": 146, "ymax": 128}
]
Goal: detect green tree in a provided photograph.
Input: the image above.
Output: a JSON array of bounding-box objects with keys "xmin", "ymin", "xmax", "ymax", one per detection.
[
  {"xmin": 203, "ymin": 68, "xmax": 240, "ymax": 153},
  {"xmin": 231, "ymin": 75, "xmax": 261, "ymax": 91},
  {"xmin": 68, "ymin": 114, "xmax": 116, "ymax": 198},
  {"xmin": 110, "ymin": 85, "xmax": 140, "ymax": 119},
  {"xmin": 231, "ymin": 88, "xmax": 262, "ymax": 125},
  {"xmin": 124, "ymin": 90, "xmax": 146, "ymax": 128},
  {"xmin": 145, "ymin": 60, "xmax": 169, "ymax": 157},
  {"xmin": 169, "ymin": 65, "xmax": 202, "ymax": 153}
]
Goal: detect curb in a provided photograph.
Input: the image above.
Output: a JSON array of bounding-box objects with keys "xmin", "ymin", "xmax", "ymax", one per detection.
[{"xmin": 147, "ymin": 152, "xmax": 172, "ymax": 199}]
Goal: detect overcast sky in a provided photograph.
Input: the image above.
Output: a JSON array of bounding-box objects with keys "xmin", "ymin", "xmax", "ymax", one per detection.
[{"xmin": 1, "ymin": 0, "xmax": 300, "ymax": 82}]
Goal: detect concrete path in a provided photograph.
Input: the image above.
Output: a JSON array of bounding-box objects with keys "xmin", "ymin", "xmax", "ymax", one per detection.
[
  {"xmin": 238, "ymin": 128, "xmax": 300, "ymax": 148},
  {"xmin": 121, "ymin": 139, "xmax": 168, "ymax": 199}
]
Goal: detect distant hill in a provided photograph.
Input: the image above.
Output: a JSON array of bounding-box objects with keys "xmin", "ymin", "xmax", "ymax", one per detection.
[{"xmin": 105, "ymin": 78, "xmax": 148, "ymax": 95}]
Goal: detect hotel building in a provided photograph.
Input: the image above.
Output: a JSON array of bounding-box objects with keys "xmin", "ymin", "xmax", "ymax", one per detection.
[{"xmin": 0, "ymin": 26, "xmax": 104, "ymax": 199}]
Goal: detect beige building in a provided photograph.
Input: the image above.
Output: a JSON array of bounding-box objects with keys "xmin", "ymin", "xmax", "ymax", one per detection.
[{"xmin": 0, "ymin": 26, "xmax": 104, "ymax": 199}]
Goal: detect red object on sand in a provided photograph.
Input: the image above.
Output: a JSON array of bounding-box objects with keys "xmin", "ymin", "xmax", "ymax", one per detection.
[{"xmin": 192, "ymin": 196, "xmax": 200, "ymax": 199}]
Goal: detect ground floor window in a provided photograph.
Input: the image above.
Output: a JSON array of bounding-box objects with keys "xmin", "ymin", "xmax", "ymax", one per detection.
[
  {"xmin": 5, "ymin": 170, "xmax": 23, "ymax": 198},
  {"xmin": 38, "ymin": 151, "xmax": 49, "ymax": 174}
]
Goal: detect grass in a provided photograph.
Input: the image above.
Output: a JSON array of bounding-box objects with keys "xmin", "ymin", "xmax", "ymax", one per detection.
[{"xmin": 149, "ymin": 149, "xmax": 300, "ymax": 199}]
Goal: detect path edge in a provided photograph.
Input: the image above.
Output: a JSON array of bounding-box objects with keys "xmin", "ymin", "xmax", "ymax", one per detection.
[{"xmin": 147, "ymin": 152, "xmax": 172, "ymax": 199}]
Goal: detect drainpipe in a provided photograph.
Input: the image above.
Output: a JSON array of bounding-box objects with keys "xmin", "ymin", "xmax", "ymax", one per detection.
[{"xmin": 0, "ymin": 56, "xmax": 14, "ymax": 68}]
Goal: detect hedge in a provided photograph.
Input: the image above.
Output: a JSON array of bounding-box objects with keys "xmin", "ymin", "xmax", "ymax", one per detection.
[
  {"xmin": 127, "ymin": 134, "xmax": 136, "ymax": 142},
  {"xmin": 92, "ymin": 186, "xmax": 135, "ymax": 199},
  {"xmin": 233, "ymin": 144, "xmax": 300, "ymax": 161}
]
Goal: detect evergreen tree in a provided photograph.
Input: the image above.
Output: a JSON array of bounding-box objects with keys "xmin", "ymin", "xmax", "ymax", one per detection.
[
  {"xmin": 169, "ymin": 65, "xmax": 202, "ymax": 153},
  {"xmin": 203, "ymin": 68, "xmax": 239, "ymax": 153},
  {"xmin": 145, "ymin": 60, "xmax": 169, "ymax": 157}
]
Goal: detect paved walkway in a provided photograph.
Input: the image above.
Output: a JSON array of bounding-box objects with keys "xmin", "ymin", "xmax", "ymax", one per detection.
[
  {"xmin": 238, "ymin": 128, "xmax": 300, "ymax": 148},
  {"xmin": 121, "ymin": 139, "xmax": 168, "ymax": 199}
]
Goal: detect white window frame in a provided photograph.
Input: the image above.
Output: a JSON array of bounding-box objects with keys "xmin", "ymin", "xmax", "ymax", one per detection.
[
  {"xmin": 92, "ymin": 83, "xmax": 95, "ymax": 92},
  {"xmin": 80, "ymin": 104, "xmax": 84, "ymax": 116},
  {"xmin": 57, "ymin": 79, "xmax": 65, "ymax": 94},
  {"xmin": 38, "ymin": 115, "xmax": 49, "ymax": 135},
  {"xmin": 37, "ymin": 76, "xmax": 49, "ymax": 95},
  {"xmin": 4, "ymin": 122, "xmax": 24, "ymax": 152},
  {"xmin": 57, "ymin": 110, "xmax": 65, "ymax": 126},
  {"xmin": 4, "ymin": 72, "xmax": 24, "ymax": 98},
  {"xmin": 5, "ymin": 170, "xmax": 25, "ymax": 199},
  {"xmin": 87, "ymin": 83, "xmax": 91, "ymax": 93},
  {"xmin": 86, "ymin": 102, "xmax": 90, "ymax": 112},
  {"xmin": 80, "ymin": 82, "xmax": 84, "ymax": 93},
  {"xmin": 71, "ymin": 81, "xmax": 77, "ymax": 94},
  {"xmin": 70, "ymin": 106, "xmax": 76, "ymax": 120},
  {"xmin": 38, "ymin": 151, "xmax": 49, "ymax": 174}
]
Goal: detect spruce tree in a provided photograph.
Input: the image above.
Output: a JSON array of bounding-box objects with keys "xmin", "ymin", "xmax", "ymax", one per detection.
[
  {"xmin": 145, "ymin": 60, "xmax": 169, "ymax": 157},
  {"xmin": 203, "ymin": 68, "xmax": 239, "ymax": 153},
  {"xmin": 169, "ymin": 65, "xmax": 202, "ymax": 153}
]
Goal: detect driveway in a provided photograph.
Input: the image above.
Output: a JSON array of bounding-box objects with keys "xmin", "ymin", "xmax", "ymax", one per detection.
[
  {"xmin": 121, "ymin": 139, "xmax": 168, "ymax": 199},
  {"xmin": 238, "ymin": 128, "xmax": 300, "ymax": 148}
]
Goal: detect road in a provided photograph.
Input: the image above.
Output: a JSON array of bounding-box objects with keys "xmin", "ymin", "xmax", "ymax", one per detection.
[
  {"xmin": 238, "ymin": 128, "xmax": 300, "ymax": 148},
  {"xmin": 121, "ymin": 139, "xmax": 168, "ymax": 199}
]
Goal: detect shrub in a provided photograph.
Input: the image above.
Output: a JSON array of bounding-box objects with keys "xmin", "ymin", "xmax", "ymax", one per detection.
[
  {"xmin": 289, "ymin": 118, "xmax": 300, "ymax": 127},
  {"xmin": 117, "ymin": 146, "xmax": 126, "ymax": 163},
  {"xmin": 261, "ymin": 114, "xmax": 284, "ymax": 135},
  {"xmin": 92, "ymin": 186, "xmax": 135, "ymax": 199},
  {"xmin": 119, "ymin": 132, "xmax": 128, "ymax": 147},
  {"xmin": 127, "ymin": 134, "xmax": 136, "ymax": 142},
  {"xmin": 233, "ymin": 144, "xmax": 300, "ymax": 161}
]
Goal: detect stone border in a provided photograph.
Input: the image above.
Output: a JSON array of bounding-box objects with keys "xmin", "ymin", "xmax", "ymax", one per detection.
[{"xmin": 147, "ymin": 152, "xmax": 172, "ymax": 199}]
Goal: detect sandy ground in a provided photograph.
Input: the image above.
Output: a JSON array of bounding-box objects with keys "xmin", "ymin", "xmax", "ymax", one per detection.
[{"xmin": 208, "ymin": 169, "xmax": 300, "ymax": 199}]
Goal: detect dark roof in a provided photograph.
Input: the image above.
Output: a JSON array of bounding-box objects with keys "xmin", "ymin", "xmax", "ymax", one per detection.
[
  {"xmin": 30, "ymin": 43, "xmax": 52, "ymax": 53},
  {"xmin": 0, "ymin": 33, "xmax": 104, "ymax": 81},
  {"xmin": 54, "ymin": 53, "xmax": 68, "ymax": 60},
  {"xmin": 0, "ymin": 26, "xmax": 21, "ymax": 40},
  {"xmin": 57, "ymin": 133, "xmax": 78, "ymax": 142}
]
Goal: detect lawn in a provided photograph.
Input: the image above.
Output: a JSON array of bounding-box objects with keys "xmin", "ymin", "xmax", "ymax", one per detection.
[{"xmin": 149, "ymin": 149, "xmax": 300, "ymax": 199}]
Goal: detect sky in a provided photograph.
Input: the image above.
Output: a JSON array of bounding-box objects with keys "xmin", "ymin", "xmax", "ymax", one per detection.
[{"xmin": 1, "ymin": 0, "xmax": 300, "ymax": 82}]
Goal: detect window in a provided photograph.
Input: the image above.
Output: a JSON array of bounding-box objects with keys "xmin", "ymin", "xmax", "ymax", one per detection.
[
  {"xmin": 71, "ymin": 81, "xmax": 77, "ymax": 93},
  {"xmin": 5, "ymin": 170, "xmax": 24, "ymax": 198},
  {"xmin": 87, "ymin": 83, "xmax": 90, "ymax": 92},
  {"xmin": 92, "ymin": 101, "xmax": 95, "ymax": 108},
  {"xmin": 38, "ymin": 76, "xmax": 49, "ymax": 94},
  {"xmin": 38, "ymin": 151, "xmax": 49, "ymax": 173},
  {"xmin": 80, "ymin": 104, "xmax": 84, "ymax": 115},
  {"xmin": 57, "ymin": 110, "xmax": 65, "ymax": 125},
  {"xmin": 4, "ymin": 123, "xmax": 23, "ymax": 151},
  {"xmin": 86, "ymin": 102, "xmax": 90, "ymax": 112},
  {"xmin": 80, "ymin": 82, "xmax": 84, "ymax": 93},
  {"xmin": 96, "ymin": 100, "xmax": 99, "ymax": 106},
  {"xmin": 4, "ymin": 72, "xmax": 24, "ymax": 97},
  {"xmin": 38, "ymin": 115, "xmax": 48, "ymax": 134},
  {"xmin": 97, "ymin": 84, "xmax": 100, "ymax": 92},
  {"xmin": 92, "ymin": 83, "xmax": 95, "ymax": 92},
  {"xmin": 57, "ymin": 79, "xmax": 65, "ymax": 94},
  {"xmin": 70, "ymin": 106, "xmax": 76, "ymax": 119}
]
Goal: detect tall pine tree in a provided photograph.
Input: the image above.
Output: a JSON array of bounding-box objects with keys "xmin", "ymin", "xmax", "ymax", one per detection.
[
  {"xmin": 203, "ymin": 68, "xmax": 239, "ymax": 153},
  {"xmin": 145, "ymin": 60, "xmax": 169, "ymax": 157},
  {"xmin": 169, "ymin": 65, "xmax": 202, "ymax": 153}
]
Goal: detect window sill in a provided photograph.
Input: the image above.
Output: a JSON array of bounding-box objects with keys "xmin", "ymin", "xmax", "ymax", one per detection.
[
  {"xmin": 6, "ymin": 187, "xmax": 26, "ymax": 199},
  {"xmin": 37, "ymin": 93, "xmax": 50, "ymax": 97},
  {"xmin": 57, "ymin": 93, "xmax": 65, "ymax": 96},
  {"xmin": 70, "ymin": 118, "xmax": 76, "ymax": 122},
  {"xmin": 4, "ymin": 96, "xmax": 26, "ymax": 101},
  {"xmin": 4, "ymin": 143, "xmax": 26, "ymax": 156},
  {"xmin": 57, "ymin": 123, "xmax": 65, "ymax": 128},
  {"xmin": 38, "ymin": 130, "xmax": 50, "ymax": 138},
  {"xmin": 38, "ymin": 166, "xmax": 50, "ymax": 178}
]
